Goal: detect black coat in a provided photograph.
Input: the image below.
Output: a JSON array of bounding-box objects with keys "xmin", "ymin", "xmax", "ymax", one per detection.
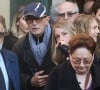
[
  {"xmin": 45, "ymin": 61, "xmax": 100, "ymax": 90},
  {"xmin": 13, "ymin": 34, "xmax": 55, "ymax": 90}
]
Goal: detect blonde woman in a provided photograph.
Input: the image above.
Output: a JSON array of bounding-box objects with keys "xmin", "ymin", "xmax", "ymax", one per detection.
[
  {"xmin": 74, "ymin": 14, "xmax": 100, "ymax": 65},
  {"xmin": 4, "ymin": 6, "xmax": 29, "ymax": 50},
  {"xmin": 74, "ymin": 14, "xmax": 99, "ymax": 42},
  {"xmin": 45, "ymin": 34, "xmax": 100, "ymax": 90},
  {"xmin": 11, "ymin": 6, "xmax": 28, "ymax": 38},
  {"xmin": 51, "ymin": 22, "xmax": 76, "ymax": 65}
]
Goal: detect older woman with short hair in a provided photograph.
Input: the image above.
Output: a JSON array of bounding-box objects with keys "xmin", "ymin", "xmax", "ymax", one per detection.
[{"xmin": 45, "ymin": 34, "xmax": 100, "ymax": 90}]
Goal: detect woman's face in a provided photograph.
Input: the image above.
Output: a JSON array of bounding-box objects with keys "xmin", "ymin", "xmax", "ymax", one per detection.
[
  {"xmin": 95, "ymin": 9, "xmax": 100, "ymax": 22},
  {"xmin": 18, "ymin": 16, "xmax": 29, "ymax": 33},
  {"xmin": 70, "ymin": 47, "xmax": 94, "ymax": 75},
  {"xmin": 89, "ymin": 19, "xmax": 99, "ymax": 42},
  {"xmin": 54, "ymin": 28, "xmax": 72, "ymax": 47}
]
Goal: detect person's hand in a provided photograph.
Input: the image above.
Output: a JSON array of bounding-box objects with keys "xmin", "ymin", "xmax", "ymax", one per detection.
[
  {"xmin": 31, "ymin": 70, "xmax": 48, "ymax": 87},
  {"xmin": 56, "ymin": 41, "xmax": 67, "ymax": 48},
  {"xmin": 58, "ymin": 44, "xmax": 69, "ymax": 57}
]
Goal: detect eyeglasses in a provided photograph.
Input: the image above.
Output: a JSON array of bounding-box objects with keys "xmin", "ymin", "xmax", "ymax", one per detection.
[
  {"xmin": 58, "ymin": 11, "xmax": 77, "ymax": 18},
  {"xmin": 71, "ymin": 57, "xmax": 92, "ymax": 65},
  {"xmin": 25, "ymin": 15, "xmax": 46, "ymax": 23}
]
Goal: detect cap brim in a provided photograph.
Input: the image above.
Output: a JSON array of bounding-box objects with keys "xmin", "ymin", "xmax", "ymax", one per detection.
[{"xmin": 24, "ymin": 12, "xmax": 42, "ymax": 18}]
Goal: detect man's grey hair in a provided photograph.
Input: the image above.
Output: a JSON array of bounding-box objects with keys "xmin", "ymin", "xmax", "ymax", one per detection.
[
  {"xmin": 50, "ymin": 3, "xmax": 60, "ymax": 23},
  {"xmin": 50, "ymin": 1, "xmax": 79, "ymax": 23}
]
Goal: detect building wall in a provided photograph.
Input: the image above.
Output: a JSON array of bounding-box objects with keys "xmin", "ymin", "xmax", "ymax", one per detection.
[
  {"xmin": 0, "ymin": 0, "xmax": 65, "ymax": 30},
  {"xmin": 0, "ymin": 0, "xmax": 10, "ymax": 29},
  {"xmin": 52, "ymin": 0, "xmax": 65, "ymax": 5}
]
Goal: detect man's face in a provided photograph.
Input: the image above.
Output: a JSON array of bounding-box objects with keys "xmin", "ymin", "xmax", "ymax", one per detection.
[
  {"xmin": 0, "ymin": 23, "xmax": 5, "ymax": 38},
  {"xmin": 57, "ymin": 2, "xmax": 79, "ymax": 23},
  {"xmin": 25, "ymin": 15, "xmax": 50, "ymax": 37}
]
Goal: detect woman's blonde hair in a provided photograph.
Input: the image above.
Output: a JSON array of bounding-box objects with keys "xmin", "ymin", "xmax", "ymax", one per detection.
[
  {"xmin": 0, "ymin": 15, "xmax": 6, "ymax": 29},
  {"xmin": 74, "ymin": 14, "xmax": 97, "ymax": 34},
  {"xmin": 0, "ymin": 15, "xmax": 7, "ymax": 34},
  {"xmin": 11, "ymin": 6, "xmax": 25, "ymax": 37},
  {"xmin": 51, "ymin": 22, "xmax": 76, "ymax": 65}
]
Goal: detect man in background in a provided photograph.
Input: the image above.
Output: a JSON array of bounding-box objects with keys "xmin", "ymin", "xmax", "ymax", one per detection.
[{"xmin": 50, "ymin": 0, "xmax": 79, "ymax": 24}]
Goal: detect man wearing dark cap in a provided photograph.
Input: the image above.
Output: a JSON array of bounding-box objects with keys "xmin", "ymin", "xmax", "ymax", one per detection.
[{"xmin": 13, "ymin": 2, "xmax": 55, "ymax": 90}]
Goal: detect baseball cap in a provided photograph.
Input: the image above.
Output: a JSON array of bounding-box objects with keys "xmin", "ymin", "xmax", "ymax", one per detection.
[{"xmin": 24, "ymin": 2, "xmax": 47, "ymax": 18}]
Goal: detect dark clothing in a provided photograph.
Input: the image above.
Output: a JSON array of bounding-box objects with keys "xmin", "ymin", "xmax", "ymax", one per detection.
[
  {"xmin": 13, "ymin": 34, "xmax": 55, "ymax": 90},
  {"xmin": 0, "ymin": 67, "xmax": 6, "ymax": 90},
  {"xmin": 0, "ymin": 48, "xmax": 20, "ymax": 90},
  {"xmin": 94, "ymin": 54, "xmax": 100, "ymax": 66},
  {"xmin": 45, "ymin": 61, "xmax": 100, "ymax": 90},
  {"xmin": 3, "ymin": 32, "xmax": 18, "ymax": 51},
  {"xmin": 58, "ymin": 44, "xmax": 100, "ymax": 65}
]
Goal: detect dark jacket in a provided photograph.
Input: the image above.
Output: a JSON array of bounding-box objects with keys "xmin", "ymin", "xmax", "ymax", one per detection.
[
  {"xmin": 45, "ymin": 61, "xmax": 100, "ymax": 90},
  {"xmin": 13, "ymin": 34, "xmax": 55, "ymax": 90},
  {"xmin": 0, "ymin": 48, "xmax": 20, "ymax": 90},
  {"xmin": 3, "ymin": 31, "xmax": 18, "ymax": 51}
]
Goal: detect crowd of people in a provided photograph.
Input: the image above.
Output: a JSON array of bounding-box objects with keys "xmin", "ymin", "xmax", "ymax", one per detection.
[{"xmin": 0, "ymin": 0, "xmax": 100, "ymax": 90}]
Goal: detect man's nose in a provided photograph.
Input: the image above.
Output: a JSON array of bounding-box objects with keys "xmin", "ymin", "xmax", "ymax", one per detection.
[
  {"xmin": 64, "ymin": 13, "xmax": 69, "ymax": 20},
  {"xmin": 32, "ymin": 20, "xmax": 37, "ymax": 25}
]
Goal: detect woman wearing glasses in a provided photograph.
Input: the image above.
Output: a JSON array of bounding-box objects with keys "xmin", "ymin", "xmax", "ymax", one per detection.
[
  {"xmin": 74, "ymin": 14, "xmax": 100, "ymax": 65},
  {"xmin": 45, "ymin": 34, "xmax": 100, "ymax": 90}
]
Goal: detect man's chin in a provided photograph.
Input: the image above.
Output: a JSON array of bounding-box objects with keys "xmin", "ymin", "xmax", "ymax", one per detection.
[{"xmin": 32, "ymin": 33, "xmax": 41, "ymax": 37}]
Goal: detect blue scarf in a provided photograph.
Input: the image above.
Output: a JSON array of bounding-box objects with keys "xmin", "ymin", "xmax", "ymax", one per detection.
[{"xmin": 29, "ymin": 24, "xmax": 51, "ymax": 65}]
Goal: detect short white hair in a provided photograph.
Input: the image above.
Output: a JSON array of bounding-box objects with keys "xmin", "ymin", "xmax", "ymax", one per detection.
[{"xmin": 50, "ymin": 1, "xmax": 79, "ymax": 22}]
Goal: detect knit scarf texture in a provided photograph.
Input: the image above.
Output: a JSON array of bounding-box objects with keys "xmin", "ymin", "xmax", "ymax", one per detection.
[{"xmin": 29, "ymin": 24, "xmax": 51, "ymax": 65}]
